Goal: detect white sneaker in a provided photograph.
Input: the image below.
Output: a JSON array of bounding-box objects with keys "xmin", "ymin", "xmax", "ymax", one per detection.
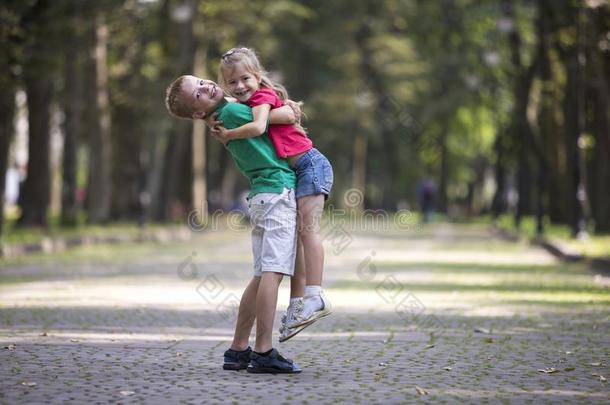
[
  {"xmin": 279, "ymin": 320, "xmax": 314, "ymax": 342},
  {"xmin": 278, "ymin": 298, "xmax": 304, "ymax": 334},
  {"xmin": 290, "ymin": 290, "xmax": 332, "ymax": 329}
]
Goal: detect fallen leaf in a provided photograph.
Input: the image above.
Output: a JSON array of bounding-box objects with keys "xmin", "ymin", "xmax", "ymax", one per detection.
[
  {"xmin": 600, "ymin": 375, "xmax": 607, "ymax": 383},
  {"xmin": 70, "ymin": 339, "xmax": 79, "ymax": 343},
  {"xmin": 425, "ymin": 344, "xmax": 435, "ymax": 349},
  {"xmin": 21, "ymin": 381, "xmax": 37, "ymax": 387},
  {"xmin": 474, "ymin": 328, "xmax": 489, "ymax": 334},
  {"xmin": 589, "ymin": 362, "xmax": 602, "ymax": 366},
  {"xmin": 379, "ymin": 362, "xmax": 387, "ymax": 367},
  {"xmin": 176, "ymin": 352, "xmax": 183, "ymax": 357},
  {"xmin": 415, "ymin": 385, "xmax": 428, "ymax": 395},
  {"xmin": 4, "ymin": 344, "xmax": 16, "ymax": 350},
  {"xmin": 565, "ymin": 351, "xmax": 572, "ymax": 355},
  {"xmin": 120, "ymin": 391, "xmax": 135, "ymax": 396},
  {"xmin": 538, "ymin": 367, "xmax": 559, "ymax": 374},
  {"xmin": 442, "ymin": 366, "xmax": 452, "ymax": 371},
  {"xmin": 39, "ymin": 332, "xmax": 48, "ymax": 337}
]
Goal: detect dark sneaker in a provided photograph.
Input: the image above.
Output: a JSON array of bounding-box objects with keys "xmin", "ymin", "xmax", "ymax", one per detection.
[
  {"xmin": 223, "ymin": 346, "xmax": 252, "ymax": 370},
  {"xmin": 247, "ymin": 349, "xmax": 302, "ymax": 374}
]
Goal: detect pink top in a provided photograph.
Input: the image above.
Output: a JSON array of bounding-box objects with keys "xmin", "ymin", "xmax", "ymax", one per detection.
[{"xmin": 246, "ymin": 87, "xmax": 313, "ymax": 158}]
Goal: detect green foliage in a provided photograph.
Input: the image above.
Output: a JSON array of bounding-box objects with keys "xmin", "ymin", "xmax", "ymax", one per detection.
[{"xmin": 2, "ymin": 0, "xmax": 609, "ymax": 236}]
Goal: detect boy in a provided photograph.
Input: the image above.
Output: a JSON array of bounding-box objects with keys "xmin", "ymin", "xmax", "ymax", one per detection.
[{"xmin": 165, "ymin": 75, "xmax": 302, "ymax": 374}]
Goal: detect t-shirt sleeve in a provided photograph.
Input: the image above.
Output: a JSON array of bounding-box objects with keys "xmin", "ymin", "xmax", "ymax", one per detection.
[
  {"xmin": 247, "ymin": 88, "xmax": 280, "ymax": 108},
  {"xmin": 219, "ymin": 103, "xmax": 253, "ymax": 129}
]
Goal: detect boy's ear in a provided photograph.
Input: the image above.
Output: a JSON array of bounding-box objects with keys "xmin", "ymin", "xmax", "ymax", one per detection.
[{"xmin": 192, "ymin": 110, "xmax": 207, "ymax": 120}]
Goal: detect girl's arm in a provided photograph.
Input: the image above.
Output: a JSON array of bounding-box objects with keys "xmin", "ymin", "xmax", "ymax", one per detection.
[
  {"xmin": 269, "ymin": 104, "xmax": 298, "ymax": 124},
  {"xmin": 206, "ymin": 104, "xmax": 296, "ymax": 131},
  {"xmin": 216, "ymin": 104, "xmax": 271, "ymax": 141}
]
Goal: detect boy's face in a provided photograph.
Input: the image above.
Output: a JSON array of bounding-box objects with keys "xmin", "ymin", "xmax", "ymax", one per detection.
[{"xmin": 180, "ymin": 75, "xmax": 225, "ymax": 119}]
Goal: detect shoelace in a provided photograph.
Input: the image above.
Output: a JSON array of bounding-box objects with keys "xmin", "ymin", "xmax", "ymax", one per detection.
[{"xmin": 290, "ymin": 301, "xmax": 304, "ymax": 320}]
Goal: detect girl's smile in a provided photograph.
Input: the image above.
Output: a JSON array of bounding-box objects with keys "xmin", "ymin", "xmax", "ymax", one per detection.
[{"xmin": 224, "ymin": 63, "xmax": 261, "ymax": 102}]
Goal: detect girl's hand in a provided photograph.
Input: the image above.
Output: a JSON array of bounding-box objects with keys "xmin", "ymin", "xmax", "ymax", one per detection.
[
  {"xmin": 285, "ymin": 99, "xmax": 303, "ymax": 123},
  {"xmin": 211, "ymin": 125, "xmax": 231, "ymax": 145}
]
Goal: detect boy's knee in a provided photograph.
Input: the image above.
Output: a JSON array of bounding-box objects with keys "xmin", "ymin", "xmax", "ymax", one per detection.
[{"xmin": 261, "ymin": 271, "xmax": 284, "ymax": 281}]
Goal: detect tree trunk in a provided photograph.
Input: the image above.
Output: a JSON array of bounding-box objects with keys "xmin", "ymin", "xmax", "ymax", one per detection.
[
  {"xmin": 491, "ymin": 127, "xmax": 506, "ymax": 220},
  {"xmin": 87, "ymin": 12, "xmax": 112, "ymax": 223},
  {"xmin": 60, "ymin": 0, "xmax": 83, "ymax": 227},
  {"xmin": 588, "ymin": 5, "xmax": 610, "ymax": 232},
  {"xmin": 351, "ymin": 133, "xmax": 367, "ymax": 212},
  {"xmin": 191, "ymin": 45, "xmax": 207, "ymax": 221},
  {"xmin": 503, "ymin": 0, "xmax": 538, "ymax": 230},
  {"xmin": 0, "ymin": 89, "xmax": 15, "ymax": 237},
  {"xmin": 158, "ymin": 0, "xmax": 197, "ymax": 220},
  {"xmin": 438, "ymin": 121, "xmax": 449, "ymax": 213},
  {"xmin": 354, "ymin": 11, "xmax": 400, "ymax": 210},
  {"xmin": 17, "ymin": 75, "xmax": 53, "ymax": 228}
]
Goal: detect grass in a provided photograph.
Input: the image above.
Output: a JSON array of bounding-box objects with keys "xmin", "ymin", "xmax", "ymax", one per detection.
[
  {"xmin": 474, "ymin": 214, "xmax": 610, "ymax": 258},
  {"xmin": 2, "ymin": 213, "xmax": 183, "ymax": 246}
]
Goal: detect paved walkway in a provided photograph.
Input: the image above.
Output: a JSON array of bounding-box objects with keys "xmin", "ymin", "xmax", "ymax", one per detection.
[{"xmin": 1, "ymin": 223, "xmax": 608, "ymax": 404}]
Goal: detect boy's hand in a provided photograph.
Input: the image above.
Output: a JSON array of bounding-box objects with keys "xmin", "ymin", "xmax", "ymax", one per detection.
[
  {"xmin": 285, "ymin": 99, "xmax": 303, "ymax": 123},
  {"xmin": 205, "ymin": 112, "xmax": 223, "ymax": 130},
  {"xmin": 209, "ymin": 131, "xmax": 227, "ymax": 146}
]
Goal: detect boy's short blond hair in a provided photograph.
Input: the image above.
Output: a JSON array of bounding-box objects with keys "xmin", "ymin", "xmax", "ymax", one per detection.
[{"xmin": 165, "ymin": 76, "xmax": 194, "ymax": 119}]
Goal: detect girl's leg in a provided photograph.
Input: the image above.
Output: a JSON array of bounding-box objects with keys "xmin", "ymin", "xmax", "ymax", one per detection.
[
  {"xmin": 291, "ymin": 237, "xmax": 306, "ymax": 298},
  {"xmin": 297, "ymin": 194, "xmax": 325, "ymax": 286}
]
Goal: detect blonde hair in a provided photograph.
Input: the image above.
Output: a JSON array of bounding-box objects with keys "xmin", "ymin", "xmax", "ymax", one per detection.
[
  {"xmin": 218, "ymin": 47, "xmax": 290, "ymax": 101},
  {"xmin": 218, "ymin": 47, "xmax": 306, "ymax": 133},
  {"xmin": 165, "ymin": 75, "xmax": 194, "ymax": 119}
]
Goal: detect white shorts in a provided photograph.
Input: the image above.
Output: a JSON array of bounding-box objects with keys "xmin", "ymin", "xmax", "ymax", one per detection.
[{"xmin": 249, "ymin": 188, "xmax": 297, "ymax": 277}]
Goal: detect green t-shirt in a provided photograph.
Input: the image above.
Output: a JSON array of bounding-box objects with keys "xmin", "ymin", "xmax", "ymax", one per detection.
[{"xmin": 215, "ymin": 101, "xmax": 296, "ymax": 198}]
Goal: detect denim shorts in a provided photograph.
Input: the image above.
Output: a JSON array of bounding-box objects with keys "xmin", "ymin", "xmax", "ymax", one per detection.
[{"xmin": 293, "ymin": 148, "xmax": 333, "ymax": 200}]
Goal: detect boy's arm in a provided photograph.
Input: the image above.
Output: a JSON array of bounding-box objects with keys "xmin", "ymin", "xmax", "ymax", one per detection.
[{"xmin": 215, "ymin": 104, "xmax": 271, "ymax": 141}]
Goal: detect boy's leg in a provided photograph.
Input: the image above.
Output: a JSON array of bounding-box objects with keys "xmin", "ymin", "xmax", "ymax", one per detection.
[
  {"xmin": 230, "ymin": 276, "xmax": 261, "ymax": 351},
  {"xmin": 254, "ymin": 271, "xmax": 284, "ymax": 353}
]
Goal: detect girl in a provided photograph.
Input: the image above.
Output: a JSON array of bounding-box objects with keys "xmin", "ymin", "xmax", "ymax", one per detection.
[{"xmin": 213, "ymin": 47, "xmax": 333, "ymax": 342}]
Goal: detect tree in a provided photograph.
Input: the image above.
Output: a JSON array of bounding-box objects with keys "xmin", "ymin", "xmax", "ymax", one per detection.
[
  {"xmin": 86, "ymin": 11, "xmax": 112, "ymax": 223},
  {"xmin": 17, "ymin": 0, "xmax": 57, "ymax": 228}
]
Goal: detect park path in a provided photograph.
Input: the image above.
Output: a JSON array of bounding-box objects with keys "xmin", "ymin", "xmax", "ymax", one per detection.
[{"xmin": 1, "ymin": 222, "xmax": 609, "ymax": 404}]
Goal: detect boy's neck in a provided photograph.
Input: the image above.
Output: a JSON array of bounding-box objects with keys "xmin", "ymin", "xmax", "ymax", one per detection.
[{"xmin": 212, "ymin": 97, "xmax": 229, "ymax": 112}]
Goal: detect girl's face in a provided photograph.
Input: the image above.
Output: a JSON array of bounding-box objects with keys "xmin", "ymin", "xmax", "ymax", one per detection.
[{"xmin": 223, "ymin": 62, "xmax": 260, "ymax": 102}]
